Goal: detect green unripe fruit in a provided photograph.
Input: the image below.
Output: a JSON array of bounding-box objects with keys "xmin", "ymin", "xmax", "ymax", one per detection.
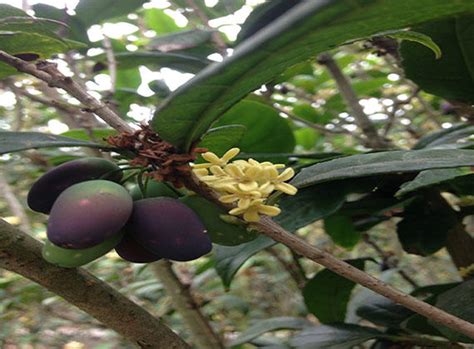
[
  {"xmin": 129, "ymin": 181, "xmax": 178, "ymax": 200},
  {"xmin": 47, "ymin": 180, "xmax": 133, "ymax": 249},
  {"xmin": 28, "ymin": 157, "xmax": 122, "ymax": 214},
  {"xmin": 42, "ymin": 232, "xmax": 124, "ymax": 268},
  {"xmin": 180, "ymin": 196, "xmax": 258, "ymax": 246}
]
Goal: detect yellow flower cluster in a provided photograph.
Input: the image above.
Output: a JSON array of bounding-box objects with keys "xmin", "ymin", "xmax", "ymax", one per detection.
[{"xmin": 192, "ymin": 148, "xmax": 297, "ymax": 222}]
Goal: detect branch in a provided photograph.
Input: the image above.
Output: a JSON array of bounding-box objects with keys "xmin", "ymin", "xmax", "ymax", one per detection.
[
  {"xmin": 253, "ymin": 216, "xmax": 474, "ymax": 339},
  {"xmin": 0, "ymin": 174, "xmax": 31, "ymax": 232},
  {"xmin": 184, "ymin": 0, "xmax": 227, "ymax": 56},
  {"xmin": 0, "ymin": 219, "xmax": 190, "ymax": 349},
  {"xmin": 152, "ymin": 260, "xmax": 224, "ymax": 349},
  {"xmin": 103, "ymin": 35, "xmax": 117, "ymax": 95},
  {"xmin": 267, "ymin": 247, "xmax": 306, "ymax": 289},
  {"xmin": 0, "ymin": 51, "xmax": 133, "ymax": 133},
  {"xmin": 317, "ymin": 53, "xmax": 391, "ymax": 149}
]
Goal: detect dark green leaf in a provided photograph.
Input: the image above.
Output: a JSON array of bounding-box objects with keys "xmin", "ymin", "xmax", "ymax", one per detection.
[
  {"xmin": 197, "ymin": 125, "xmax": 246, "ymax": 158},
  {"xmin": 149, "ymin": 29, "xmax": 214, "ymax": 52},
  {"xmin": 75, "ymin": 0, "xmax": 147, "ymax": 27},
  {"xmin": 303, "ymin": 259, "xmax": 367, "ymax": 323},
  {"xmin": 229, "ymin": 317, "xmax": 312, "ymax": 347},
  {"xmin": 292, "ymin": 149, "xmax": 474, "ymax": 188},
  {"xmin": 214, "ymin": 235, "xmax": 275, "ymax": 289},
  {"xmin": 0, "ymin": 132, "xmax": 109, "ymax": 154},
  {"xmin": 275, "ymin": 184, "xmax": 347, "ymax": 233},
  {"xmin": 60, "ymin": 129, "xmax": 117, "ymax": 143},
  {"xmin": 356, "ymin": 294, "xmax": 413, "ymax": 328},
  {"xmin": 324, "ymin": 214, "xmax": 360, "ymax": 249},
  {"xmin": 388, "ymin": 30, "xmax": 442, "ymax": 59},
  {"xmin": 396, "ymin": 196, "xmax": 458, "ymax": 256},
  {"xmin": 213, "ymin": 100, "xmax": 295, "ymax": 154},
  {"xmin": 289, "ymin": 324, "xmax": 381, "ymax": 349},
  {"xmin": 431, "ymin": 280, "xmax": 474, "ymax": 343},
  {"xmin": 152, "ymin": 0, "xmax": 474, "ymax": 149},
  {"xmin": 413, "ymin": 124, "xmax": 474, "ymax": 149},
  {"xmin": 109, "ymin": 51, "xmax": 209, "ymax": 74},
  {"xmin": 401, "ymin": 15, "xmax": 474, "ymax": 103},
  {"xmin": 396, "ymin": 168, "xmax": 470, "ymax": 197}
]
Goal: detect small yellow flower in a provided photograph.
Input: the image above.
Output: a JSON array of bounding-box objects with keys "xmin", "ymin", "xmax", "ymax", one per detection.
[{"xmin": 191, "ymin": 147, "xmax": 297, "ymax": 222}]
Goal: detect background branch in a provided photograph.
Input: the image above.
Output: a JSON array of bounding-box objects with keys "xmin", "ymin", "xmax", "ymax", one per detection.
[{"xmin": 152, "ymin": 260, "xmax": 224, "ymax": 349}]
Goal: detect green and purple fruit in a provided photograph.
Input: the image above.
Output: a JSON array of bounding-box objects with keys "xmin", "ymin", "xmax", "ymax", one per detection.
[
  {"xmin": 128, "ymin": 198, "xmax": 212, "ymax": 261},
  {"xmin": 42, "ymin": 231, "xmax": 124, "ymax": 268},
  {"xmin": 115, "ymin": 232, "xmax": 162, "ymax": 263},
  {"xmin": 129, "ymin": 181, "xmax": 178, "ymax": 200},
  {"xmin": 47, "ymin": 180, "xmax": 133, "ymax": 249},
  {"xmin": 28, "ymin": 157, "xmax": 122, "ymax": 214},
  {"xmin": 180, "ymin": 196, "xmax": 258, "ymax": 246}
]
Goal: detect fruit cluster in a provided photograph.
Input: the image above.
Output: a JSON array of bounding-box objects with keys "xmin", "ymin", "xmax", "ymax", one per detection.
[{"xmin": 28, "ymin": 157, "xmax": 257, "ymax": 268}]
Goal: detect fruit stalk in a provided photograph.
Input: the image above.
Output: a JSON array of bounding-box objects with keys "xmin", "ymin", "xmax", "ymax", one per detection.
[{"xmin": 0, "ymin": 219, "xmax": 190, "ymax": 349}]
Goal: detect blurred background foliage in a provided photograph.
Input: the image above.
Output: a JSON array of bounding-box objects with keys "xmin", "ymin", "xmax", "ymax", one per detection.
[{"xmin": 0, "ymin": 0, "xmax": 473, "ymax": 348}]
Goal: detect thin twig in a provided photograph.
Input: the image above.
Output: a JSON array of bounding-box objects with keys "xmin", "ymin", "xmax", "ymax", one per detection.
[
  {"xmin": 0, "ymin": 174, "xmax": 31, "ymax": 233},
  {"xmin": 318, "ymin": 53, "xmax": 391, "ymax": 149},
  {"xmin": 103, "ymin": 35, "xmax": 117, "ymax": 95},
  {"xmin": 185, "ymin": 0, "xmax": 227, "ymax": 56},
  {"xmin": 0, "ymin": 51, "xmax": 133, "ymax": 133},
  {"xmin": 152, "ymin": 260, "xmax": 224, "ymax": 349},
  {"xmin": 267, "ymin": 247, "xmax": 306, "ymax": 289}
]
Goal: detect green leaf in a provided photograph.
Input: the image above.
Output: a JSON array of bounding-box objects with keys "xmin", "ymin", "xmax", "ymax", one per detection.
[
  {"xmin": 387, "ymin": 30, "xmax": 441, "ymax": 59},
  {"xmin": 213, "ymin": 235, "xmax": 275, "ymax": 289},
  {"xmin": 0, "ymin": 5, "xmax": 78, "ymax": 78},
  {"xmin": 289, "ymin": 324, "xmax": 381, "ymax": 349},
  {"xmin": 149, "ymin": 29, "xmax": 214, "ymax": 52},
  {"xmin": 292, "ymin": 149, "xmax": 474, "ymax": 188},
  {"xmin": 108, "ymin": 51, "xmax": 209, "ymax": 74},
  {"xmin": 151, "ymin": 0, "xmax": 474, "ymax": 149},
  {"xmin": 292, "ymin": 103, "xmax": 332, "ymax": 125},
  {"xmin": 196, "ymin": 125, "xmax": 246, "ymax": 158},
  {"xmin": 413, "ymin": 124, "xmax": 474, "ymax": 149},
  {"xmin": 396, "ymin": 196, "xmax": 458, "ymax": 256},
  {"xmin": 275, "ymin": 183, "xmax": 347, "ymax": 233},
  {"xmin": 143, "ymin": 8, "xmax": 181, "ymax": 35},
  {"xmin": 431, "ymin": 280, "xmax": 474, "ymax": 343},
  {"xmin": 294, "ymin": 128, "xmax": 320, "ymax": 150},
  {"xmin": 75, "ymin": 0, "xmax": 147, "ymax": 27},
  {"xmin": 401, "ymin": 15, "xmax": 474, "ymax": 103},
  {"xmin": 60, "ymin": 129, "xmax": 117, "ymax": 143},
  {"xmin": 303, "ymin": 259, "xmax": 367, "ymax": 323},
  {"xmin": 0, "ymin": 132, "xmax": 109, "ymax": 154},
  {"xmin": 396, "ymin": 168, "xmax": 470, "ymax": 197},
  {"xmin": 229, "ymin": 317, "xmax": 312, "ymax": 347},
  {"xmin": 324, "ymin": 214, "xmax": 360, "ymax": 249},
  {"xmin": 213, "ymin": 100, "xmax": 295, "ymax": 154},
  {"xmin": 356, "ymin": 294, "xmax": 414, "ymax": 328}
]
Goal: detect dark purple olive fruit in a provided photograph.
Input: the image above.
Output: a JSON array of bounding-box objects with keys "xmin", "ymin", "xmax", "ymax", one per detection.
[
  {"xmin": 28, "ymin": 157, "xmax": 123, "ymax": 214},
  {"xmin": 115, "ymin": 232, "xmax": 162, "ymax": 263},
  {"xmin": 47, "ymin": 180, "xmax": 133, "ymax": 249},
  {"xmin": 129, "ymin": 198, "xmax": 212, "ymax": 262}
]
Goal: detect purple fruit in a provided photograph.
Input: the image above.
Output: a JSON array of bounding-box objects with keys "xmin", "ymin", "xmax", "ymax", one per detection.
[
  {"xmin": 115, "ymin": 233, "xmax": 162, "ymax": 263},
  {"xmin": 129, "ymin": 198, "xmax": 212, "ymax": 262},
  {"xmin": 28, "ymin": 157, "xmax": 122, "ymax": 214},
  {"xmin": 47, "ymin": 180, "xmax": 133, "ymax": 249}
]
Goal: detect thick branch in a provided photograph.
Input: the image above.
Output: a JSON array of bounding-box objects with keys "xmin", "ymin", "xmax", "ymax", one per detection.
[
  {"xmin": 0, "ymin": 219, "xmax": 190, "ymax": 349},
  {"xmin": 318, "ymin": 53, "xmax": 390, "ymax": 149},
  {"xmin": 0, "ymin": 51, "xmax": 133, "ymax": 133},
  {"xmin": 152, "ymin": 260, "xmax": 224, "ymax": 349}
]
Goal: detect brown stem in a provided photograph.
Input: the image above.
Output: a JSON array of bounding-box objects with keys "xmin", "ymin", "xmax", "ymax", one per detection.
[
  {"xmin": 103, "ymin": 35, "xmax": 117, "ymax": 95},
  {"xmin": 152, "ymin": 260, "xmax": 224, "ymax": 349},
  {"xmin": 0, "ymin": 174, "xmax": 31, "ymax": 233},
  {"xmin": 267, "ymin": 247, "xmax": 306, "ymax": 289},
  {"xmin": 0, "ymin": 220, "xmax": 190, "ymax": 349},
  {"xmin": 0, "ymin": 51, "xmax": 133, "ymax": 133},
  {"xmin": 253, "ymin": 216, "xmax": 474, "ymax": 339},
  {"xmin": 185, "ymin": 0, "xmax": 227, "ymax": 56},
  {"xmin": 317, "ymin": 53, "xmax": 390, "ymax": 149}
]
